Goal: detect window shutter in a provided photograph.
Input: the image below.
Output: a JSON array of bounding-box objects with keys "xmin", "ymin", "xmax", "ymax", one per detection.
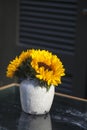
[{"xmin": 18, "ymin": 0, "xmax": 78, "ymax": 95}]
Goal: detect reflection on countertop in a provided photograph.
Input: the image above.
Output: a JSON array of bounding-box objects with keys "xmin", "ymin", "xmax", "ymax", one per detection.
[
  {"xmin": 18, "ymin": 112, "xmax": 52, "ymax": 130},
  {"xmin": 0, "ymin": 86, "xmax": 87, "ymax": 130}
]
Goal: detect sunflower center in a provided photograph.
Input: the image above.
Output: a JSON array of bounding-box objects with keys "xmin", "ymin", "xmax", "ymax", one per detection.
[{"xmin": 38, "ymin": 62, "xmax": 52, "ymax": 71}]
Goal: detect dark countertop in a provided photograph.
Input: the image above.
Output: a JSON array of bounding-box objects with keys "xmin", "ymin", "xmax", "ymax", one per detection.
[{"xmin": 0, "ymin": 86, "xmax": 87, "ymax": 130}]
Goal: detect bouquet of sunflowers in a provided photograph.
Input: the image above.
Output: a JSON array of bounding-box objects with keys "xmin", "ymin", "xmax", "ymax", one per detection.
[{"xmin": 6, "ymin": 49, "xmax": 65, "ymax": 89}]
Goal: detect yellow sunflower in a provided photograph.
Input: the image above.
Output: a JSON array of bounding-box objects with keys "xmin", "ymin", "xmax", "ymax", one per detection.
[
  {"xmin": 19, "ymin": 49, "xmax": 35, "ymax": 62},
  {"xmin": 6, "ymin": 49, "xmax": 65, "ymax": 88},
  {"xmin": 31, "ymin": 49, "xmax": 65, "ymax": 86},
  {"xmin": 6, "ymin": 49, "xmax": 35, "ymax": 78},
  {"xmin": 6, "ymin": 56, "xmax": 21, "ymax": 78}
]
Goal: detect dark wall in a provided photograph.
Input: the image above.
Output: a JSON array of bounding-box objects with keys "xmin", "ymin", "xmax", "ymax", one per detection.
[
  {"xmin": 0, "ymin": 0, "xmax": 18, "ymax": 85},
  {"xmin": 73, "ymin": 0, "xmax": 87, "ymax": 98}
]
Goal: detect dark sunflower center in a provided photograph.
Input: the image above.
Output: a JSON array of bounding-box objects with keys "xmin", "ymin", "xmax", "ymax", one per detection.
[{"xmin": 38, "ymin": 62, "xmax": 52, "ymax": 71}]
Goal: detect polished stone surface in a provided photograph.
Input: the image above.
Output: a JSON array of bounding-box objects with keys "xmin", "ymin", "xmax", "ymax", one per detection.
[{"xmin": 0, "ymin": 86, "xmax": 87, "ymax": 130}]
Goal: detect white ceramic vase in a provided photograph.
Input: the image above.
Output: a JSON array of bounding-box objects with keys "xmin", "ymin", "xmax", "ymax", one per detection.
[{"xmin": 19, "ymin": 78, "xmax": 55, "ymax": 115}]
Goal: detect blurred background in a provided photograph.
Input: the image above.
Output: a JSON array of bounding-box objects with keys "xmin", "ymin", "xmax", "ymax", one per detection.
[{"xmin": 0, "ymin": 0, "xmax": 87, "ymax": 99}]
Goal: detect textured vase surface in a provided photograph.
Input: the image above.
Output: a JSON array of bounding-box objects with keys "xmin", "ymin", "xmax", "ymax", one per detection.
[{"xmin": 19, "ymin": 78, "xmax": 55, "ymax": 115}]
